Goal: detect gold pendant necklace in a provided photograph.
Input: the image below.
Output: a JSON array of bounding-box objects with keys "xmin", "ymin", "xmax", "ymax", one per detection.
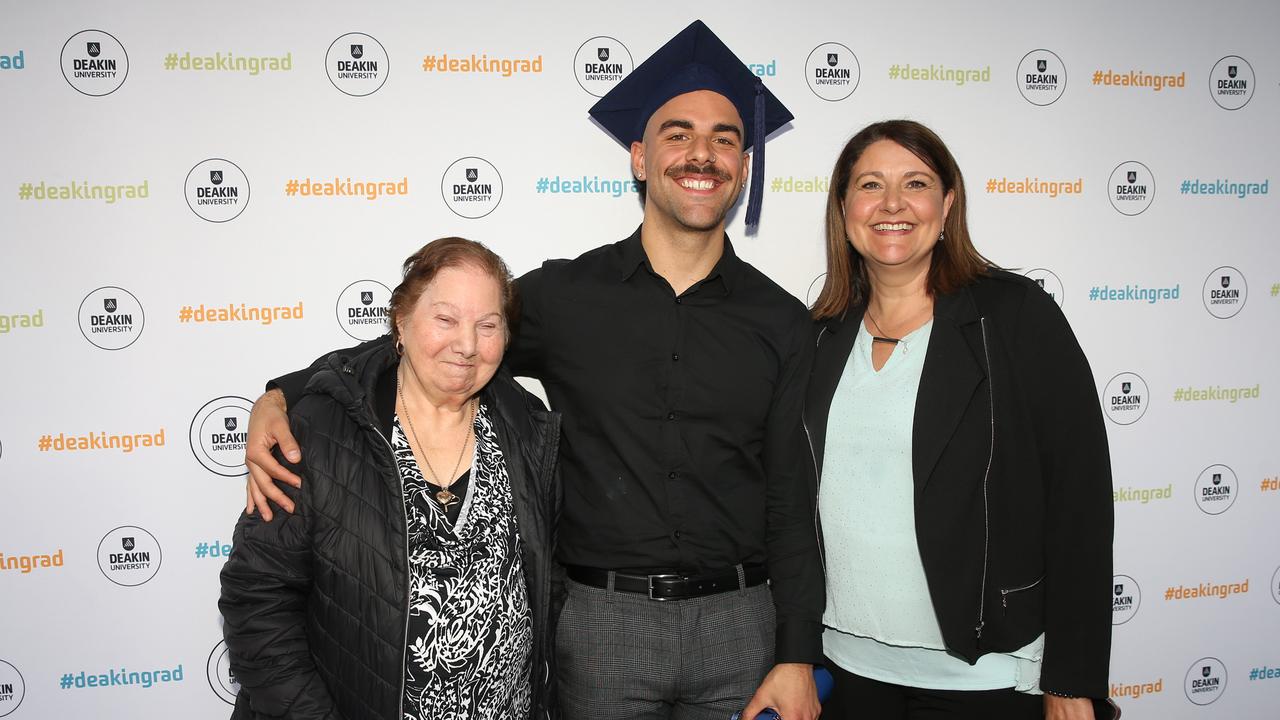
[{"xmin": 397, "ymin": 375, "xmax": 474, "ymax": 510}]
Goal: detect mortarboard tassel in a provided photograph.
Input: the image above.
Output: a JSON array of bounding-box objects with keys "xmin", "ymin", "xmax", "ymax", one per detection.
[{"xmin": 744, "ymin": 82, "xmax": 767, "ymax": 227}]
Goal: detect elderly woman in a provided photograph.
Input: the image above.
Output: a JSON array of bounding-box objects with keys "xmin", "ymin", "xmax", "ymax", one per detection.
[
  {"xmin": 806, "ymin": 121, "xmax": 1115, "ymax": 720},
  {"xmin": 219, "ymin": 237, "xmax": 560, "ymax": 719}
]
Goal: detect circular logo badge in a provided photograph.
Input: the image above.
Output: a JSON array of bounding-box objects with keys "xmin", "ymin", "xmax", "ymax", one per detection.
[
  {"xmin": 1022, "ymin": 268, "xmax": 1065, "ymax": 308},
  {"xmin": 325, "ymin": 33, "xmax": 389, "ymax": 96},
  {"xmin": 1111, "ymin": 574, "xmax": 1141, "ymax": 625},
  {"xmin": 1193, "ymin": 464, "xmax": 1238, "ymax": 515},
  {"xmin": 1271, "ymin": 565, "xmax": 1280, "ymax": 606},
  {"xmin": 805, "ymin": 273, "xmax": 827, "ymax": 307},
  {"xmin": 1102, "ymin": 372, "xmax": 1149, "ymax": 425},
  {"xmin": 336, "ymin": 279, "xmax": 391, "ymax": 341},
  {"xmin": 573, "ymin": 36, "xmax": 633, "ymax": 97},
  {"xmin": 805, "ymin": 42, "xmax": 859, "ymax": 101},
  {"xmin": 206, "ymin": 640, "xmax": 240, "ymax": 705},
  {"xmin": 1209, "ymin": 55, "xmax": 1254, "ymax": 111},
  {"xmin": 78, "ymin": 286, "xmax": 144, "ymax": 350},
  {"xmin": 441, "ymin": 157, "xmax": 502, "ymax": 219},
  {"xmin": 185, "ymin": 158, "xmax": 250, "ymax": 223},
  {"xmin": 1202, "ymin": 266, "xmax": 1246, "ymax": 319},
  {"xmin": 1016, "ymin": 49, "xmax": 1067, "ymax": 106},
  {"xmin": 189, "ymin": 396, "xmax": 254, "ymax": 476},
  {"xmin": 60, "ymin": 29, "xmax": 128, "ymax": 96},
  {"xmin": 1108, "ymin": 161, "xmax": 1155, "ymax": 216},
  {"xmin": 1184, "ymin": 657, "xmax": 1227, "ymax": 705},
  {"xmin": 96, "ymin": 525, "xmax": 162, "ymax": 586},
  {"xmin": 0, "ymin": 659, "xmax": 24, "ymax": 717}
]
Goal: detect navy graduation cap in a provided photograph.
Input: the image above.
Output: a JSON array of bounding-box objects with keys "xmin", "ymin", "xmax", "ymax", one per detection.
[{"xmin": 588, "ymin": 20, "xmax": 794, "ymax": 227}]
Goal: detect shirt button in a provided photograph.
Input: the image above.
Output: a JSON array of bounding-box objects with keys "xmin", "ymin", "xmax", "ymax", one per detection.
[
  {"xmin": 671, "ymin": 353, "xmax": 680, "ymax": 361},
  {"xmin": 666, "ymin": 412, "xmax": 676, "ymax": 421},
  {"xmin": 673, "ymin": 531, "xmax": 682, "ymax": 540},
  {"xmin": 668, "ymin": 471, "xmax": 678, "ymax": 479},
  {"xmin": 674, "ymin": 297, "xmax": 682, "ymax": 304}
]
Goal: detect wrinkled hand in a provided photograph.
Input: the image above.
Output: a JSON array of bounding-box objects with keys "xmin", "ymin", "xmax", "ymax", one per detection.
[
  {"xmin": 243, "ymin": 389, "xmax": 301, "ymax": 521},
  {"xmin": 1044, "ymin": 694, "xmax": 1096, "ymax": 720},
  {"xmin": 741, "ymin": 663, "xmax": 819, "ymax": 720}
]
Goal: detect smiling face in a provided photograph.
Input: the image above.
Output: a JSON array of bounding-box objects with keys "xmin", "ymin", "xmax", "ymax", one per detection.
[
  {"xmin": 397, "ymin": 263, "xmax": 506, "ymax": 405},
  {"xmin": 630, "ymin": 89, "xmax": 748, "ymax": 233},
  {"xmin": 843, "ymin": 139, "xmax": 954, "ymax": 277}
]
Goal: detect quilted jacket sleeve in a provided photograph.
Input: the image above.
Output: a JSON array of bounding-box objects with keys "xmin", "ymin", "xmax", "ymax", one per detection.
[{"xmin": 219, "ymin": 416, "xmax": 341, "ymax": 719}]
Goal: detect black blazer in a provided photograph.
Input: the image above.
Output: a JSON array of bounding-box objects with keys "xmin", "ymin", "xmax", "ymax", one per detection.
[{"xmin": 805, "ymin": 270, "xmax": 1113, "ymax": 699}]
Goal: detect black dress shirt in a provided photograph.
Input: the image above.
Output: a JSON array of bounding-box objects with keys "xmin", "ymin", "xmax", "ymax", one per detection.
[
  {"xmin": 273, "ymin": 228, "xmax": 824, "ymax": 663},
  {"xmin": 507, "ymin": 229, "xmax": 822, "ymax": 662}
]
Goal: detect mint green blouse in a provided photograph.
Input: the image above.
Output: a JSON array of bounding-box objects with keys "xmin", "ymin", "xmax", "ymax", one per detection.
[{"xmin": 820, "ymin": 320, "xmax": 1043, "ymax": 692}]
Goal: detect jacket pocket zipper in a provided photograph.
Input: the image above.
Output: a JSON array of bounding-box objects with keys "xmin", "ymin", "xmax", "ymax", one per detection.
[{"xmin": 1000, "ymin": 575, "xmax": 1044, "ymax": 610}]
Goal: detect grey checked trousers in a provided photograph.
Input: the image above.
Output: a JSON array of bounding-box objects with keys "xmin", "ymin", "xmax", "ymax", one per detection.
[{"xmin": 555, "ymin": 576, "xmax": 776, "ymax": 719}]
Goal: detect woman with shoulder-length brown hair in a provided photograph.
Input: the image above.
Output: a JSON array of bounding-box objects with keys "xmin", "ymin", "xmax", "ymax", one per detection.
[{"xmin": 805, "ymin": 120, "xmax": 1116, "ymax": 720}]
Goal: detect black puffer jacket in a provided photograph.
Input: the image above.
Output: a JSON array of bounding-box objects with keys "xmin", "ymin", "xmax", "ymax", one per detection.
[{"xmin": 219, "ymin": 338, "xmax": 562, "ymax": 719}]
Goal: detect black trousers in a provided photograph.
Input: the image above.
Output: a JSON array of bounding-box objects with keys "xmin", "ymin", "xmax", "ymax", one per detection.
[{"xmin": 821, "ymin": 657, "xmax": 1043, "ymax": 720}]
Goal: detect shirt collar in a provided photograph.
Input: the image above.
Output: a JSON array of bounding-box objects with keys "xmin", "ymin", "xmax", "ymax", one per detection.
[
  {"xmin": 615, "ymin": 225, "xmax": 742, "ymax": 294},
  {"xmin": 617, "ymin": 226, "xmax": 648, "ymax": 281}
]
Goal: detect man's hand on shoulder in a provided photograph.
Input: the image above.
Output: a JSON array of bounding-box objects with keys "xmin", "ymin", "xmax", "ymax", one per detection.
[{"xmin": 244, "ymin": 388, "xmax": 302, "ymax": 521}]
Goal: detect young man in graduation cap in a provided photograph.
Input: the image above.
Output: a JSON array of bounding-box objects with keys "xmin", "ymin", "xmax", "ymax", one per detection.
[{"xmin": 242, "ymin": 20, "xmax": 823, "ymax": 719}]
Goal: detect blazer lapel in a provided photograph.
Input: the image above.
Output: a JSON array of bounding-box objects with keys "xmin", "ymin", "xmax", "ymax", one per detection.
[{"xmin": 912, "ymin": 288, "xmax": 985, "ymax": 493}]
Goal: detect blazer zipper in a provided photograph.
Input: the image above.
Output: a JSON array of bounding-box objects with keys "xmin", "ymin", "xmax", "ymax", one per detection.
[
  {"xmin": 804, "ymin": 325, "xmax": 830, "ymax": 572},
  {"xmin": 1001, "ymin": 576, "xmax": 1045, "ymax": 610},
  {"xmin": 801, "ymin": 420, "xmax": 826, "ymax": 573},
  {"xmin": 974, "ymin": 317, "xmax": 994, "ymax": 643}
]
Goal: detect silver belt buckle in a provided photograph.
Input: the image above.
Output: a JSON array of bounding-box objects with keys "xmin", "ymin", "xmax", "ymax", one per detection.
[{"xmin": 647, "ymin": 573, "xmax": 680, "ymax": 601}]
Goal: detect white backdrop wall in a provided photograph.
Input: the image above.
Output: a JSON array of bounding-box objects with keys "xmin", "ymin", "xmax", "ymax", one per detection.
[{"xmin": 1, "ymin": 1, "xmax": 1277, "ymax": 718}]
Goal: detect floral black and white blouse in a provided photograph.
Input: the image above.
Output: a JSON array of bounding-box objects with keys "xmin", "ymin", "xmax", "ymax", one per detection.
[{"xmin": 391, "ymin": 401, "xmax": 532, "ymax": 719}]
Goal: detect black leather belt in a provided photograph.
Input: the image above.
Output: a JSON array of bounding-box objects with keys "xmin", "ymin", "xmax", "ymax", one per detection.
[{"xmin": 567, "ymin": 564, "xmax": 768, "ymax": 601}]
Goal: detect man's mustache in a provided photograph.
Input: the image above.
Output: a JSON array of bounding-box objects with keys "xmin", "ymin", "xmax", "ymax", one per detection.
[{"xmin": 664, "ymin": 163, "xmax": 732, "ymax": 182}]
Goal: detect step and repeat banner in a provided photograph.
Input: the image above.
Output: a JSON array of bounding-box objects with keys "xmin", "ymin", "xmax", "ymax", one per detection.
[{"xmin": 1, "ymin": 1, "xmax": 1277, "ymax": 718}]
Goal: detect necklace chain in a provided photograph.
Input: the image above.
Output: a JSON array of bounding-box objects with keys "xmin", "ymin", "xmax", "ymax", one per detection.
[
  {"xmin": 396, "ymin": 375, "xmax": 474, "ymax": 509},
  {"xmin": 866, "ymin": 310, "xmax": 902, "ymax": 346}
]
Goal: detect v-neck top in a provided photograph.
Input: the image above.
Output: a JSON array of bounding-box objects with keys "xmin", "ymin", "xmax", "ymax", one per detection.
[
  {"xmin": 819, "ymin": 319, "xmax": 1044, "ymax": 692},
  {"xmin": 820, "ymin": 318, "xmax": 936, "ymax": 644}
]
